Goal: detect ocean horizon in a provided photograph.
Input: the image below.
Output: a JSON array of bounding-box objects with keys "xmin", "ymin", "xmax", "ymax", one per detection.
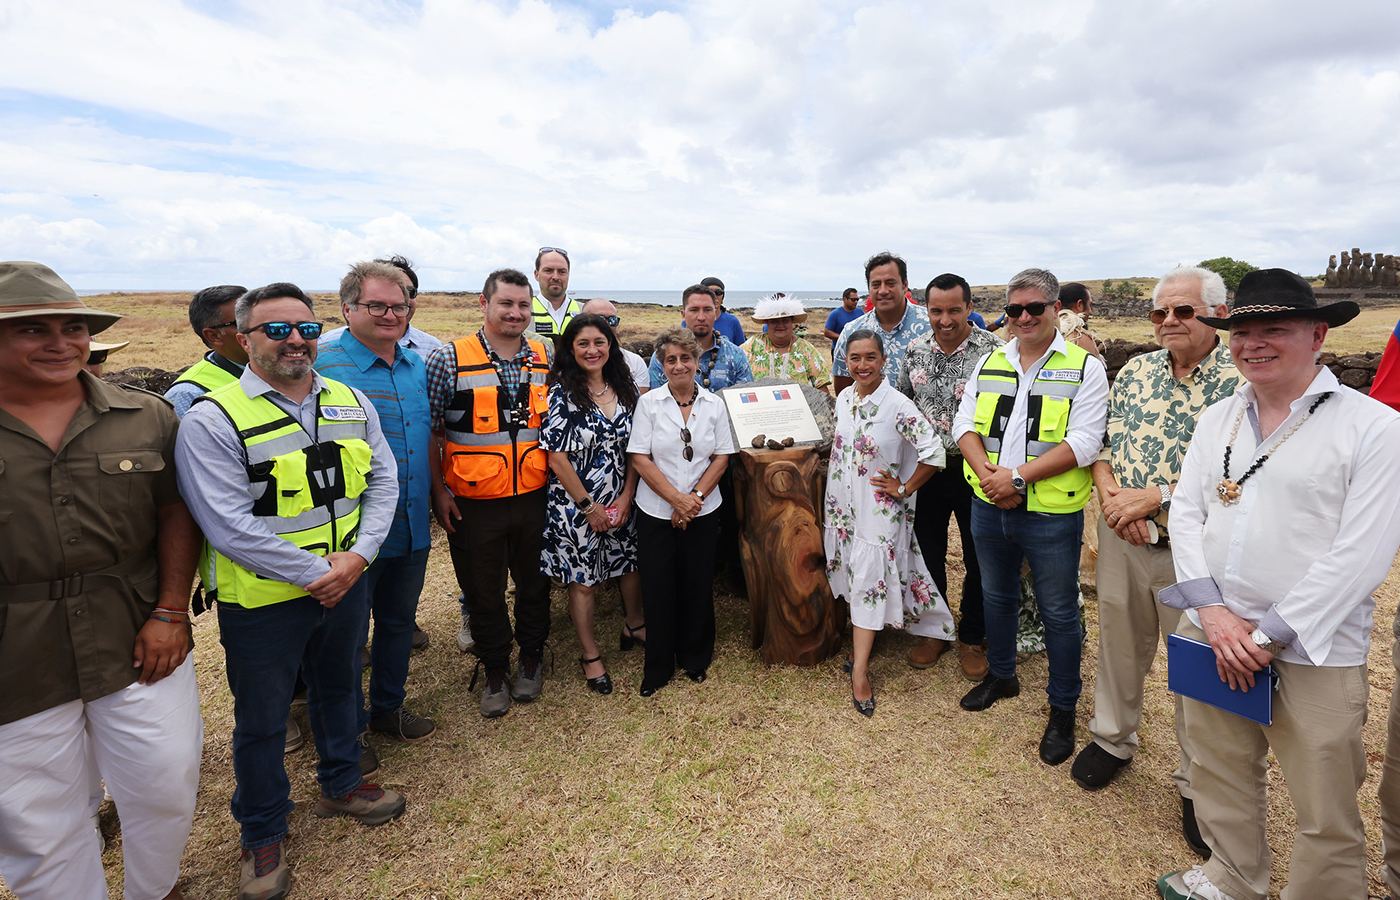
[{"xmin": 77, "ymin": 288, "xmax": 851, "ymax": 309}]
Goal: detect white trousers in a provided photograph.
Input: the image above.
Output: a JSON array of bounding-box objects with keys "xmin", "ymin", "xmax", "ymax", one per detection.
[{"xmin": 0, "ymin": 656, "xmax": 203, "ymax": 900}]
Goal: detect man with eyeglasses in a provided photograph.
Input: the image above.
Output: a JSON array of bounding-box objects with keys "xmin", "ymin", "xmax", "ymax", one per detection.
[
  {"xmin": 531, "ymin": 247, "xmax": 584, "ymax": 337},
  {"xmin": 322, "ymin": 255, "xmax": 442, "ymax": 363},
  {"xmin": 176, "ymin": 282, "xmax": 405, "ymax": 900},
  {"xmin": 582, "ymin": 298, "xmax": 649, "ymax": 393},
  {"xmin": 953, "ymin": 267, "xmax": 1108, "ymax": 769},
  {"xmin": 316, "ymin": 262, "xmax": 438, "ymax": 769},
  {"xmin": 649, "ymin": 285, "xmax": 753, "ymax": 391},
  {"xmin": 1069, "ymin": 266, "xmax": 1238, "ymax": 847},
  {"xmin": 165, "ymin": 284, "xmax": 249, "ymax": 418}
]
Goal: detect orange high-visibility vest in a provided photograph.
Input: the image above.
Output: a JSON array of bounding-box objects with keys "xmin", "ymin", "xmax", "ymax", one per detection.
[{"xmin": 441, "ymin": 334, "xmax": 551, "ymax": 499}]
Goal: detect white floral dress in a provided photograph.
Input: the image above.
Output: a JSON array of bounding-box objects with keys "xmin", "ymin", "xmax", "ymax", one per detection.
[{"xmin": 823, "ymin": 380, "xmax": 956, "ymax": 637}]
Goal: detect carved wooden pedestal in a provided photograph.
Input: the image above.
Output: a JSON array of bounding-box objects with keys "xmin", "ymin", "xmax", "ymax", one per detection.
[{"xmin": 732, "ymin": 446, "xmax": 845, "ymax": 666}]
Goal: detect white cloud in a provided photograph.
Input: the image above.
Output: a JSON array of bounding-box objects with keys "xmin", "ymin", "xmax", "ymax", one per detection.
[{"xmin": 0, "ymin": 0, "xmax": 1397, "ymax": 290}]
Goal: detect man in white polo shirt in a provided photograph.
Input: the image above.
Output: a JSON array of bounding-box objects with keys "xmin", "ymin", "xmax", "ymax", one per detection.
[{"xmin": 1156, "ymin": 269, "xmax": 1400, "ymax": 900}]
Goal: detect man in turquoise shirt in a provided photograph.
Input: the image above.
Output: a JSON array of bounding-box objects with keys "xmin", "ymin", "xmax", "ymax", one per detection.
[{"xmin": 316, "ymin": 261, "xmax": 437, "ymax": 765}]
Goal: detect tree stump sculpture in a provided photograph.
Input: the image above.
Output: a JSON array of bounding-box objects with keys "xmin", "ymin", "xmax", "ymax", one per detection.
[{"xmin": 732, "ymin": 446, "xmax": 845, "ymax": 665}]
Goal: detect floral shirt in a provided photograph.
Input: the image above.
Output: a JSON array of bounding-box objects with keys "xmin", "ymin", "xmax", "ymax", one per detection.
[
  {"xmin": 895, "ymin": 327, "xmax": 1004, "ymax": 459},
  {"xmin": 648, "ymin": 333, "xmax": 753, "ymax": 391},
  {"xmin": 1101, "ymin": 340, "xmax": 1241, "ymax": 539},
  {"xmin": 830, "ymin": 301, "xmax": 933, "ymax": 384},
  {"xmin": 742, "ymin": 334, "xmax": 830, "ymax": 387}
]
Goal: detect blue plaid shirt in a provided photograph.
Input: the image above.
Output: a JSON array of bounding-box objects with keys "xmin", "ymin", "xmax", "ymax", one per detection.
[
  {"xmin": 648, "ymin": 333, "xmax": 753, "ymax": 391},
  {"xmin": 315, "ymin": 331, "xmax": 431, "ymax": 557}
]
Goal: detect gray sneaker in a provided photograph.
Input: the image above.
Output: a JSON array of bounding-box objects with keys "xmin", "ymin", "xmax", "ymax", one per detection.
[
  {"xmin": 511, "ymin": 652, "xmax": 545, "ymax": 702},
  {"xmin": 457, "ymin": 605, "xmax": 475, "ymax": 653},
  {"xmin": 314, "ymin": 782, "xmax": 407, "ymax": 826},
  {"xmin": 480, "ymin": 667, "xmax": 512, "ymax": 718},
  {"xmin": 284, "ymin": 715, "xmax": 304, "ymax": 755}
]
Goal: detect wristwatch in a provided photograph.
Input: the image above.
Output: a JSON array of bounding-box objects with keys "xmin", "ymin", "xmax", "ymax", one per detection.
[
  {"xmin": 1158, "ymin": 483, "xmax": 1172, "ymax": 512},
  {"xmin": 691, "ymin": 488, "xmax": 706, "ymax": 501},
  {"xmin": 1011, "ymin": 467, "xmax": 1027, "ymax": 491},
  {"xmin": 896, "ymin": 481, "xmax": 907, "ymax": 498},
  {"xmin": 1249, "ymin": 628, "xmax": 1287, "ymax": 657}
]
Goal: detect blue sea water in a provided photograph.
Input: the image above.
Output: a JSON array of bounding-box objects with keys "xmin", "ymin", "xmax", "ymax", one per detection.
[{"xmin": 577, "ymin": 289, "xmax": 846, "ymax": 309}]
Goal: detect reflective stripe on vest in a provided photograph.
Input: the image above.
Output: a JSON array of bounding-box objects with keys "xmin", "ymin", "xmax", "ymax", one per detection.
[
  {"xmin": 530, "ymin": 296, "xmax": 583, "ymax": 335},
  {"xmin": 962, "ymin": 342, "xmax": 1093, "ymax": 514},
  {"xmin": 171, "ymin": 357, "xmax": 240, "ymax": 393},
  {"xmin": 441, "ymin": 335, "xmax": 550, "ymax": 499},
  {"xmin": 195, "ymin": 378, "xmax": 373, "ymax": 608}
]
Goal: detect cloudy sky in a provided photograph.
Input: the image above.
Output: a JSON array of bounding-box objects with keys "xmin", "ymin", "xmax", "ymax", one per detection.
[{"xmin": 2, "ymin": 0, "xmax": 1398, "ymax": 292}]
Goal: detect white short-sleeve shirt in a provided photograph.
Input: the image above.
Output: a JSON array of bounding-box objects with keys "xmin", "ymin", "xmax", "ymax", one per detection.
[{"xmin": 627, "ymin": 384, "xmax": 737, "ymax": 520}]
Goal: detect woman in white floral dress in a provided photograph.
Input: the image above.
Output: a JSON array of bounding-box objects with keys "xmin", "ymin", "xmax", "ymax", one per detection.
[{"xmin": 824, "ymin": 330, "xmax": 956, "ymax": 716}]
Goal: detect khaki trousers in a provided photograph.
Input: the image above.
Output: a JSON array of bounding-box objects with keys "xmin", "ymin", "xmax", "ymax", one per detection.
[
  {"xmin": 1377, "ymin": 639, "xmax": 1400, "ymax": 897},
  {"xmin": 1087, "ymin": 520, "xmax": 1192, "ymax": 797},
  {"xmin": 1178, "ymin": 619, "xmax": 1369, "ymax": 900}
]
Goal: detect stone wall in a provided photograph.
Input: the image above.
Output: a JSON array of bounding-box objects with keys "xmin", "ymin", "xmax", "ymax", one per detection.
[{"xmin": 1099, "ymin": 339, "xmax": 1383, "ymax": 392}]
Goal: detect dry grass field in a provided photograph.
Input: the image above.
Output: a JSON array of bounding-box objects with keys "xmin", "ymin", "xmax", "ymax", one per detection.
[{"xmin": 12, "ymin": 290, "xmax": 1400, "ymax": 899}]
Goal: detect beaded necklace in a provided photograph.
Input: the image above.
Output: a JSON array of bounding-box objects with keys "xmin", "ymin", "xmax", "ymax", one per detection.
[{"xmin": 1217, "ymin": 392, "xmax": 1331, "ymax": 506}]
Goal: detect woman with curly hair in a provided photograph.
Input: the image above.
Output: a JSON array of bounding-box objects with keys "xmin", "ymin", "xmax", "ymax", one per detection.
[
  {"xmin": 824, "ymin": 329, "xmax": 955, "ymax": 717},
  {"xmin": 542, "ymin": 313, "xmax": 644, "ymax": 694}
]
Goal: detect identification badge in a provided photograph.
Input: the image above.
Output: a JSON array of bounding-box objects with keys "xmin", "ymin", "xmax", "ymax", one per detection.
[
  {"xmin": 321, "ymin": 406, "xmax": 368, "ymax": 422},
  {"xmin": 1036, "ymin": 369, "xmax": 1082, "ymax": 383}
]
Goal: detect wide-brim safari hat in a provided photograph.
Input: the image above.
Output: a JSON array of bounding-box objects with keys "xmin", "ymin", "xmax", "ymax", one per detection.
[
  {"xmin": 1198, "ymin": 267, "xmax": 1359, "ymax": 329},
  {"xmin": 89, "ymin": 340, "xmax": 130, "ymax": 354},
  {"xmin": 0, "ymin": 261, "xmax": 122, "ymax": 335},
  {"xmin": 748, "ymin": 292, "xmax": 810, "ymax": 325}
]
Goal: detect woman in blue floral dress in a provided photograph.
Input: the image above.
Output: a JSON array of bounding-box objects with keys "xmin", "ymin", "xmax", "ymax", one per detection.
[
  {"xmin": 824, "ymin": 330, "xmax": 956, "ymax": 716},
  {"xmin": 542, "ymin": 314, "xmax": 644, "ymax": 695}
]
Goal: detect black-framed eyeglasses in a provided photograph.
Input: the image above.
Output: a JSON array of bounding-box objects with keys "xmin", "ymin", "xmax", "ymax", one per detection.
[
  {"xmin": 538, "ymin": 246, "xmax": 569, "ymax": 260},
  {"xmin": 1004, "ymin": 302, "xmax": 1050, "ymax": 319},
  {"xmin": 207, "ymin": 320, "xmax": 237, "ymax": 331},
  {"xmin": 87, "ymin": 350, "xmax": 109, "ymax": 365},
  {"xmin": 1148, "ymin": 304, "xmax": 1205, "ymax": 325},
  {"xmin": 356, "ymin": 301, "xmax": 410, "ymax": 318},
  {"xmin": 243, "ymin": 321, "xmax": 323, "ymax": 341},
  {"xmin": 680, "ymin": 427, "xmax": 693, "ymax": 462}
]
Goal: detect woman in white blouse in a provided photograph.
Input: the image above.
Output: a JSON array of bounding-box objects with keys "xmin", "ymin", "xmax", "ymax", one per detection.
[
  {"xmin": 824, "ymin": 330, "xmax": 956, "ymax": 716},
  {"xmin": 627, "ymin": 327, "xmax": 738, "ymax": 697}
]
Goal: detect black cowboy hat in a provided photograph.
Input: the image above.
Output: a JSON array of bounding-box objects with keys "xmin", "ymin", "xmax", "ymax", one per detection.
[{"xmin": 1198, "ymin": 267, "xmax": 1359, "ymax": 329}]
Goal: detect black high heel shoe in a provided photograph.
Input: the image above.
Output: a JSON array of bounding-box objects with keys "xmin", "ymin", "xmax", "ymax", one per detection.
[
  {"xmin": 850, "ymin": 667, "xmax": 875, "ymax": 718},
  {"xmin": 620, "ymin": 622, "xmax": 647, "ymax": 651},
  {"xmin": 579, "ymin": 655, "xmax": 613, "ymax": 695}
]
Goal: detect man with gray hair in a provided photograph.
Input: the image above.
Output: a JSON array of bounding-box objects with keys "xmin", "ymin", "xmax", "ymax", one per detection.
[
  {"xmin": 176, "ymin": 282, "xmax": 406, "ymax": 899},
  {"xmin": 1071, "ymin": 267, "xmax": 1239, "ymax": 858},
  {"xmin": 952, "ymin": 268, "xmax": 1109, "ymax": 767},
  {"xmin": 581, "ymin": 298, "xmax": 649, "ymax": 394}
]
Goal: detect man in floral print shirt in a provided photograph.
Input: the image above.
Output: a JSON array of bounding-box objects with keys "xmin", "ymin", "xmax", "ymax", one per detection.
[
  {"xmin": 1070, "ymin": 266, "xmax": 1239, "ymax": 859},
  {"xmin": 896, "ymin": 273, "xmax": 1003, "ymax": 680}
]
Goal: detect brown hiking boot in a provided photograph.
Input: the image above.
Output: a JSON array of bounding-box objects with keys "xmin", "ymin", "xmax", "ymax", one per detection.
[
  {"xmin": 239, "ymin": 840, "xmax": 289, "ymax": 900},
  {"xmin": 958, "ymin": 641, "xmax": 989, "ymax": 681},
  {"xmin": 908, "ymin": 637, "xmax": 949, "ymax": 669},
  {"xmin": 313, "ymin": 782, "xmax": 406, "ymax": 826}
]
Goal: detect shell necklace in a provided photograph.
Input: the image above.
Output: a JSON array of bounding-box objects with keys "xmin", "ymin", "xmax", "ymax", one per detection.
[{"xmin": 1217, "ymin": 392, "xmax": 1331, "ymax": 506}]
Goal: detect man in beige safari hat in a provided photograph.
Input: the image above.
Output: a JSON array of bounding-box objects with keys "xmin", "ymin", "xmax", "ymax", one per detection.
[{"xmin": 0, "ymin": 262, "xmax": 204, "ymax": 900}]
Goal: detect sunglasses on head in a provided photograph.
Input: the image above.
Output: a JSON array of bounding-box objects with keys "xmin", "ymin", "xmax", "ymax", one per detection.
[
  {"xmin": 538, "ymin": 246, "xmax": 569, "ymax": 260},
  {"xmin": 243, "ymin": 321, "xmax": 323, "ymax": 341},
  {"xmin": 1004, "ymin": 302, "xmax": 1051, "ymax": 318},
  {"xmin": 680, "ymin": 427, "xmax": 693, "ymax": 462},
  {"xmin": 1148, "ymin": 305, "xmax": 1205, "ymax": 325}
]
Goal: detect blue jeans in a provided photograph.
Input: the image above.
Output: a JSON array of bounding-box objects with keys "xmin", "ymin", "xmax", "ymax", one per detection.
[
  {"xmin": 970, "ymin": 498, "xmax": 1084, "ymax": 711},
  {"xmin": 218, "ymin": 582, "xmax": 369, "ymax": 849},
  {"xmin": 357, "ymin": 547, "xmax": 429, "ymax": 730}
]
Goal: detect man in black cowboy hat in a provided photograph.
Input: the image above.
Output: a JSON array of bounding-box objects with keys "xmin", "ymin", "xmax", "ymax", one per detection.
[{"xmin": 1155, "ymin": 269, "xmax": 1400, "ymax": 900}]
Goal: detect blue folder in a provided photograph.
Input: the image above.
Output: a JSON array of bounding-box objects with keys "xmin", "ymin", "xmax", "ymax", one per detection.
[{"xmin": 1166, "ymin": 633, "xmax": 1276, "ymax": 726}]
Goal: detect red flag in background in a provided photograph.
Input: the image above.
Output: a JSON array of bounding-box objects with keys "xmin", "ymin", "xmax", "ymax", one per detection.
[{"xmin": 1371, "ymin": 316, "xmax": 1400, "ymax": 413}]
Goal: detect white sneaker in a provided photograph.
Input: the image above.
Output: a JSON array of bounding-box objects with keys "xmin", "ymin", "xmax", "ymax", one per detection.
[
  {"xmin": 457, "ymin": 607, "xmax": 475, "ymax": 653},
  {"xmin": 1157, "ymin": 865, "xmax": 1237, "ymax": 900}
]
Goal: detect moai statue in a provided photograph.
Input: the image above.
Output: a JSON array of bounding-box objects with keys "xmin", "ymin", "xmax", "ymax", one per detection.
[
  {"xmin": 1362, "ymin": 252, "xmax": 1375, "ymax": 286},
  {"xmin": 1385, "ymin": 255, "xmax": 1399, "ymax": 288},
  {"xmin": 1339, "ymin": 250, "xmax": 1353, "ymax": 287},
  {"xmin": 1325, "ymin": 254, "xmax": 1339, "ymax": 287},
  {"xmin": 1349, "ymin": 247, "xmax": 1364, "ymax": 287}
]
